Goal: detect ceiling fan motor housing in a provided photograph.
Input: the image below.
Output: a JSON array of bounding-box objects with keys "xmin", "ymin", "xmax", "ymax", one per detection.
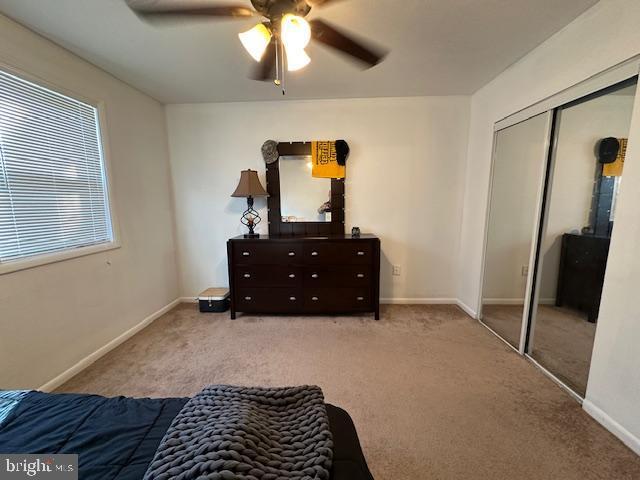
[{"xmin": 251, "ymin": 0, "xmax": 311, "ymax": 21}]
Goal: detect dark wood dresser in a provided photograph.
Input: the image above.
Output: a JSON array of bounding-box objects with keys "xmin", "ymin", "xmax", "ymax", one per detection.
[
  {"xmin": 556, "ymin": 233, "xmax": 610, "ymax": 322},
  {"xmin": 227, "ymin": 235, "xmax": 380, "ymax": 319}
]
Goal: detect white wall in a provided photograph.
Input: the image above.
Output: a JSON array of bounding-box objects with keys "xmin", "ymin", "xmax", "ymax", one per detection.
[
  {"xmin": 457, "ymin": 0, "xmax": 640, "ymax": 453},
  {"xmin": 166, "ymin": 96, "xmax": 470, "ymax": 301},
  {"xmin": 585, "ymin": 86, "xmax": 640, "ymax": 454},
  {"xmin": 0, "ymin": 15, "xmax": 179, "ymax": 389}
]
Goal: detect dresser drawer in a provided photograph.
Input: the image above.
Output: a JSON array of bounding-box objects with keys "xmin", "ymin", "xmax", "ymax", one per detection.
[
  {"xmin": 235, "ymin": 288, "xmax": 302, "ymax": 312},
  {"xmin": 236, "ymin": 266, "xmax": 302, "ymax": 287},
  {"xmin": 303, "ymin": 242, "xmax": 373, "ymax": 265},
  {"xmin": 303, "ymin": 266, "xmax": 372, "ymax": 287},
  {"xmin": 304, "ymin": 288, "xmax": 371, "ymax": 311},
  {"xmin": 233, "ymin": 243, "xmax": 302, "ymax": 265}
]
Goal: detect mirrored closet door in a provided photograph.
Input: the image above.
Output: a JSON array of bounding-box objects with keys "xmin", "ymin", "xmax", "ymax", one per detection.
[
  {"xmin": 481, "ymin": 74, "xmax": 638, "ymax": 398},
  {"xmin": 527, "ymin": 79, "xmax": 638, "ymax": 396},
  {"xmin": 480, "ymin": 112, "xmax": 552, "ymax": 349}
]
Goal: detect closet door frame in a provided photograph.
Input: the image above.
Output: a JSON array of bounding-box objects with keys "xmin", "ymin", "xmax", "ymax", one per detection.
[
  {"xmin": 478, "ymin": 55, "xmax": 640, "ymax": 398},
  {"xmin": 476, "ymin": 112, "xmax": 554, "ymax": 354},
  {"xmin": 523, "ymin": 75, "xmax": 639, "ymax": 401}
]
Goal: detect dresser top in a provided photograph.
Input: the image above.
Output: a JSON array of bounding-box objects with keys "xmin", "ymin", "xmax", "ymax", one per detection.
[{"xmin": 229, "ymin": 234, "xmax": 378, "ymax": 242}]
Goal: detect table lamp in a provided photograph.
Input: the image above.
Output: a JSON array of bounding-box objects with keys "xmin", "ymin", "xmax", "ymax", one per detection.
[{"xmin": 231, "ymin": 169, "xmax": 269, "ymax": 238}]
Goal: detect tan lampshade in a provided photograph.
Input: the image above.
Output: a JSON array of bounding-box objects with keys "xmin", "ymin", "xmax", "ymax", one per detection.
[{"xmin": 231, "ymin": 169, "xmax": 269, "ymax": 198}]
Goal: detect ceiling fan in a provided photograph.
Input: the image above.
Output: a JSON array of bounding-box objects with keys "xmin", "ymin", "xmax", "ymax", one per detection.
[{"xmin": 126, "ymin": 0, "xmax": 387, "ymax": 93}]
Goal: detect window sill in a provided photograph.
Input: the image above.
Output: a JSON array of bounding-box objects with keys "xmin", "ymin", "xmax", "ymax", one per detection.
[{"xmin": 0, "ymin": 241, "xmax": 121, "ymax": 275}]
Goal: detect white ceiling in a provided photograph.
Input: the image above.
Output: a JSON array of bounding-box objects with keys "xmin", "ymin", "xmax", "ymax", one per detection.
[{"xmin": 0, "ymin": 0, "xmax": 599, "ymax": 104}]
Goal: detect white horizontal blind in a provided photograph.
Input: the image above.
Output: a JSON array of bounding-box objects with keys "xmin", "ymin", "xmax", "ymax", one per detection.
[{"xmin": 0, "ymin": 69, "xmax": 113, "ymax": 264}]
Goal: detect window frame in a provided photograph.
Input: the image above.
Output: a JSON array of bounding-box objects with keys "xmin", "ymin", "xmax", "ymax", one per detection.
[{"xmin": 0, "ymin": 63, "xmax": 120, "ymax": 275}]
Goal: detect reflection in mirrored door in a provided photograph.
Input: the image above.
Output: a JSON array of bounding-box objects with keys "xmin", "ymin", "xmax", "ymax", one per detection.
[
  {"xmin": 481, "ymin": 113, "xmax": 551, "ymax": 349},
  {"xmin": 528, "ymin": 79, "xmax": 638, "ymax": 396}
]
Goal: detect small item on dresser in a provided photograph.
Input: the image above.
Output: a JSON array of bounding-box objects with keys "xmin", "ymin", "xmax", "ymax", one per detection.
[
  {"xmin": 231, "ymin": 169, "xmax": 269, "ymax": 238},
  {"xmin": 351, "ymin": 226, "xmax": 361, "ymax": 238},
  {"xmin": 198, "ymin": 288, "xmax": 230, "ymax": 313}
]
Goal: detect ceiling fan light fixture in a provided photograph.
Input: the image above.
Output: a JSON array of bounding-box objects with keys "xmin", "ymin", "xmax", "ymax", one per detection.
[
  {"xmin": 281, "ymin": 14, "xmax": 311, "ymax": 51},
  {"xmin": 285, "ymin": 47, "xmax": 311, "ymax": 72},
  {"xmin": 239, "ymin": 23, "xmax": 272, "ymax": 62}
]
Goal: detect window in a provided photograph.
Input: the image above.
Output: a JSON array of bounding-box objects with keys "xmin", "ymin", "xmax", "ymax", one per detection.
[{"xmin": 0, "ymin": 69, "xmax": 114, "ymax": 271}]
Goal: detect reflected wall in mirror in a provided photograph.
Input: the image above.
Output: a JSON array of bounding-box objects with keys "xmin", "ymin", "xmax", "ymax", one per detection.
[
  {"xmin": 528, "ymin": 79, "xmax": 637, "ymax": 396},
  {"xmin": 279, "ymin": 155, "xmax": 332, "ymax": 223},
  {"xmin": 481, "ymin": 112, "xmax": 551, "ymax": 349}
]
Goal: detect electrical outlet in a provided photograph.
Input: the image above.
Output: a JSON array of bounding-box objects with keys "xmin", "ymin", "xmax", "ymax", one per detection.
[
  {"xmin": 392, "ymin": 265, "xmax": 402, "ymax": 276},
  {"xmin": 521, "ymin": 265, "xmax": 529, "ymax": 277}
]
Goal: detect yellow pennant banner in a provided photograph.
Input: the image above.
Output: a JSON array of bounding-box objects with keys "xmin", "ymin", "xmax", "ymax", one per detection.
[
  {"xmin": 311, "ymin": 141, "xmax": 346, "ymax": 179},
  {"xmin": 603, "ymin": 138, "xmax": 627, "ymax": 177}
]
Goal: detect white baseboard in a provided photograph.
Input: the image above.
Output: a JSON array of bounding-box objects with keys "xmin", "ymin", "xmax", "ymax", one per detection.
[
  {"xmin": 582, "ymin": 399, "xmax": 640, "ymax": 456},
  {"xmin": 179, "ymin": 296, "xmax": 198, "ymax": 303},
  {"xmin": 38, "ymin": 298, "xmax": 181, "ymax": 392},
  {"xmin": 455, "ymin": 299, "xmax": 478, "ymax": 319},
  {"xmin": 380, "ymin": 297, "xmax": 457, "ymax": 305},
  {"xmin": 482, "ymin": 298, "xmax": 556, "ymax": 305},
  {"xmin": 482, "ymin": 298, "xmax": 525, "ymax": 305}
]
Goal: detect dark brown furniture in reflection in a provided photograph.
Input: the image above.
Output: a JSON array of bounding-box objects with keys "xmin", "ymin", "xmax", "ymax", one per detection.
[
  {"xmin": 556, "ymin": 233, "xmax": 611, "ymax": 322},
  {"xmin": 227, "ymin": 235, "xmax": 381, "ymax": 320}
]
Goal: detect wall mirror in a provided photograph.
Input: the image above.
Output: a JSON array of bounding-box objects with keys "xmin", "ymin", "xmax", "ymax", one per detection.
[
  {"xmin": 527, "ymin": 78, "xmax": 637, "ymax": 396},
  {"xmin": 480, "ymin": 71, "xmax": 638, "ymax": 398},
  {"xmin": 266, "ymin": 142, "xmax": 345, "ymax": 236},
  {"xmin": 279, "ymin": 155, "xmax": 332, "ymax": 223},
  {"xmin": 480, "ymin": 112, "xmax": 552, "ymax": 350}
]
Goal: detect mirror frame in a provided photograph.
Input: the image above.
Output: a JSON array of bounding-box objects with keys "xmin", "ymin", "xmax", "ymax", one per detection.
[{"xmin": 267, "ymin": 142, "xmax": 345, "ymax": 236}]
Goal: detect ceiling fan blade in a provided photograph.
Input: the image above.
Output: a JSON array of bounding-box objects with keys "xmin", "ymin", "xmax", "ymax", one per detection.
[
  {"xmin": 309, "ymin": 19, "xmax": 386, "ymax": 68},
  {"xmin": 127, "ymin": 1, "xmax": 256, "ymax": 19},
  {"xmin": 251, "ymin": 40, "xmax": 277, "ymax": 81}
]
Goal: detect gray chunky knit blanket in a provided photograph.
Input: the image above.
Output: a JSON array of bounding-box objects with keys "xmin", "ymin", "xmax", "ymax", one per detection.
[{"xmin": 144, "ymin": 385, "xmax": 333, "ymax": 480}]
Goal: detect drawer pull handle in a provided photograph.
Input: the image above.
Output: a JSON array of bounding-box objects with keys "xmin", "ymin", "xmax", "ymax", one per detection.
[
  {"xmin": 357, "ymin": 296, "xmax": 365, "ymax": 301},
  {"xmin": 242, "ymin": 251, "xmax": 251, "ymax": 256},
  {"xmin": 288, "ymin": 252, "xmax": 296, "ymax": 256},
  {"xmin": 289, "ymin": 296, "xmax": 297, "ymax": 301},
  {"xmin": 356, "ymin": 273, "xmax": 365, "ymax": 278},
  {"xmin": 311, "ymin": 251, "xmax": 319, "ymax": 256},
  {"xmin": 243, "ymin": 274, "xmax": 251, "ymax": 278},
  {"xmin": 311, "ymin": 273, "xmax": 319, "ymax": 279},
  {"xmin": 312, "ymin": 296, "xmax": 319, "ymax": 301},
  {"xmin": 357, "ymin": 251, "xmax": 365, "ymax": 256},
  {"xmin": 244, "ymin": 296, "xmax": 252, "ymax": 301},
  {"xmin": 289, "ymin": 273, "xmax": 296, "ymax": 278}
]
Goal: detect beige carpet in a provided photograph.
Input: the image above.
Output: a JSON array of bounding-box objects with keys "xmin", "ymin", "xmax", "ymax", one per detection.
[
  {"xmin": 58, "ymin": 304, "xmax": 640, "ymax": 479},
  {"xmin": 482, "ymin": 304, "xmax": 596, "ymax": 395}
]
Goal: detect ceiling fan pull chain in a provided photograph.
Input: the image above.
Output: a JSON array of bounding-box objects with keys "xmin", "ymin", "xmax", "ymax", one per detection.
[
  {"xmin": 274, "ymin": 37, "xmax": 281, "ymax": 87},
  {"xmin": 280, "ymin": 39, "xmax": 286, "ymax": 95}
]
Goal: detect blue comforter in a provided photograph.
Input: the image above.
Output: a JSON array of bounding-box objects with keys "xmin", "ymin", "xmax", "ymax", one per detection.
[
  {"xmin": 0, "ymin": 390, "xmax": 373, "ymax": 480},
  {"xmin": 0, "ymin": 391, "xmax": 187, "ymax": 480}
]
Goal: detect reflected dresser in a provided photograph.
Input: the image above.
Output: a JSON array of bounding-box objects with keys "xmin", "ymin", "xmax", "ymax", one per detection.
[{"xmin": 227, "ymin": 234, "xmax": 380, "ymax": 320}]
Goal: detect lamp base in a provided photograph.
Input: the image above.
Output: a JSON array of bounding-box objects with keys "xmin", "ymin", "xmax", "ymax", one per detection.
[{"xmin": 244, "ymin": 233, "xmax": 261, "ymax": 239}]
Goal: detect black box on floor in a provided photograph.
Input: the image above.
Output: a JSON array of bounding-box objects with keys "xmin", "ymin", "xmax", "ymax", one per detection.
[{"xmin": 198, "ymin": 288, "xmax": 230, "ymax": 313}]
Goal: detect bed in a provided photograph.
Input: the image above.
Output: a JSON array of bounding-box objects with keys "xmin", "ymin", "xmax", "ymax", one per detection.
[{"xmin": 0, "ymin": 390, "xmax": 374, "ymax": 480}]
